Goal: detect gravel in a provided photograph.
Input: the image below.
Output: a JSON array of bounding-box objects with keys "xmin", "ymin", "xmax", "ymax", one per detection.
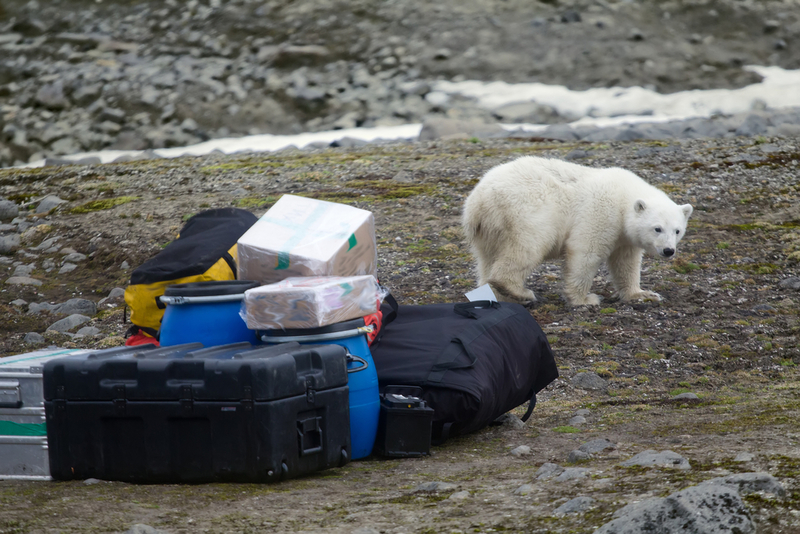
[{"xmin": 1, "ymin": 0, "xmax": 799, "ymax": 167}]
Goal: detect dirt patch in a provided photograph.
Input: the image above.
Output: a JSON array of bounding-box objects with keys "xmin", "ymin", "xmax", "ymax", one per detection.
[{"xmin": 1, "ymin": 135, "xmax": 799, "ymax": 533}]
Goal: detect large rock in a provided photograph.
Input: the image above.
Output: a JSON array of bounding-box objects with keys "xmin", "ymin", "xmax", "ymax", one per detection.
[
  {"xmin": 47, "ymin": 314, "xmax": 91, "ymax": 332},
  {"xmin": 594, "ymin": 473, "xmax": 784, "ymax": 534},
  {"xmin": 56, "ymin": 298, "xmax": 96, "ymax": 317}
]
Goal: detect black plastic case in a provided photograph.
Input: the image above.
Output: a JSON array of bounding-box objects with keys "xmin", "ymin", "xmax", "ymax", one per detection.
[
  {"xmin": 43, "ymin": 342, "xmax": 351, "ymax": 482},
  {"xmin": 375, "ymin": 387, "xmax": 434, "ymax": 458}
]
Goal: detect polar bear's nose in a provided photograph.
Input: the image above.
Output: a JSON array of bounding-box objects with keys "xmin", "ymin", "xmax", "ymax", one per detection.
[{"xmin": 663, "ymin": 248, "xmax": 675, "ymax": 257}]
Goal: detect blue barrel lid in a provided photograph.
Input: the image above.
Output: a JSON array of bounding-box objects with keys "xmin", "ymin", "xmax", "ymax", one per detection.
[
  {"xmin": 261, "ymin": 317, "xmax": 366, "ymax": 337},
  {"xmin": 164, "ymin": 280, "xmax": 260, "ymax": 297}
]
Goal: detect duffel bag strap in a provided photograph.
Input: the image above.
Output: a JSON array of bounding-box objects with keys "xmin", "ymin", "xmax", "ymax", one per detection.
[
  {"xmin": 221, "ymin": 251, "xmax": 237, "ymax": 279},
  {"xmin": 381, "ymin": 292, "xmax": 399, "ymax": 326},
  {"xmin": 426, "ymin": 303, "xmax": 517, "ymax": 383},
  {"xmin": 453, "ymin": 300, "xmax": 499, "ymax": 319},
  {"xmin": 521, "ymin": 393, "xmax": 538, "ymax": 422}
]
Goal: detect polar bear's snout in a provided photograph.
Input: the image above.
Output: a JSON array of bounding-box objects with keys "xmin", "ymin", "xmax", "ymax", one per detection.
[{"xmin": 662, "ymin": 247, "xmax": 675, "ymax": 257}]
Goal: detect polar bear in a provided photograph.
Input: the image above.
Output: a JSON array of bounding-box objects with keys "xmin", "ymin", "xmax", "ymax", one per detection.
[{"xmin": 462, "ymin": 156, "xmax": 693, "ymax": 306}]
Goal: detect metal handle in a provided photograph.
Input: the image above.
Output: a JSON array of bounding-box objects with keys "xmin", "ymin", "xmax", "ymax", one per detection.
[
  {"xmin": 159, "ymin": 294, "xmax": 245, "ymax": 305},
  {"xmin": 261, "ymin": 325, "xmax": 374, "ymax": 344}
]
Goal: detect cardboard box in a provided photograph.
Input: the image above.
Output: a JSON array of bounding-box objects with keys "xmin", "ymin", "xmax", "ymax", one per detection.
[
  {"xmin": 237, "ymin": 195, "xmax": 377, "ymax": 285},
  {"xmin": 243, "ymin": 275, "xmax": 380, "ymax": 330}
]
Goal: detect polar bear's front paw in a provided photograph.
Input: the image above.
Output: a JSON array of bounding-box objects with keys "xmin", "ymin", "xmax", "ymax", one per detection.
[
  {"xmin": 569, "ymin": 293, "xmax": 602, "ymax": 306},
  {"xmin": 623, "ymin": 290, "xmax": 662, "ymax": 302}
]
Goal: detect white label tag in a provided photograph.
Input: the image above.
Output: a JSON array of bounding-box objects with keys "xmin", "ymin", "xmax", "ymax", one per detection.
[{"xmin": 465, "ymin": 283, "xmax": 498, "ymax": 303}]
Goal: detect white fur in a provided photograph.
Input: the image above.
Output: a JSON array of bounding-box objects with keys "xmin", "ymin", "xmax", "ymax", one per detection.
[{"xmin": 462, "ymin": 156, "xmax": 693, "ymax": 306}]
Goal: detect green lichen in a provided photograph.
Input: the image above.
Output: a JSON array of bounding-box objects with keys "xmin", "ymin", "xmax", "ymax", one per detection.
[
  {"xmin": 69, "ymin": 196, "xmax": 138, "ymax": 214},
  {"xmin": 235, "ymin": 195, "xmax": 279, "ymax": 209},
  {"xmin": 553, "ymin": 425, "xmax": 581, "ymax": 433}
]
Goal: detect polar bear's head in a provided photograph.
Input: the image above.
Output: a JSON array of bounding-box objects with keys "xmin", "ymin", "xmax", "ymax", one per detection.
[{"xmin": 632, "ymin": 199, "xmax": 693, "ymax": 258}]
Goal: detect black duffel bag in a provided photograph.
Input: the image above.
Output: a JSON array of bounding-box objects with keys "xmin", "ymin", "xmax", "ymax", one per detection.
[{"xmin": 370, "ymin": 297, "xmax": 559, "ymax": 442}]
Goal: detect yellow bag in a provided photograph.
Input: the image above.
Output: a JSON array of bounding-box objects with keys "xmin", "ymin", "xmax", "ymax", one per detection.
[{"xmin": 124, "ymin": 209, "xmax": 257, "ymax": 339}]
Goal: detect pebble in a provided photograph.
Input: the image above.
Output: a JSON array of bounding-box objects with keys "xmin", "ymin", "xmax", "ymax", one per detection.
[
  {"xmin": 496, "ymin": 413, "xmax": 526, "ymax": 429},
  {"xmin": 513, "ymin": 484, "xmax": 533, "ymax": 496},
  {"xmin": 123, "ymin": 525, "xmax": 171, "ymax": 534},
  {"xmin": 579, "ymin": 439, "xmax": 616, "ymax": 454},
  {"xmin": 58, "ymin": 263, "xmax": 78, "ymax": 274},
  {"xmin": 510, "ymin": 445, "xmax": 531, "ymax": 457},
  {"xmin": 62, "ymin": 252, "xmax": 87, "ymax": 263},
  {"xmin": 56, "ymin": 298, "xmax": 97, "ymax": 316},
  {"xmin": 5, "ymin": 276, "xmax": 42, "ymax": 286},
  {"xmin": 29, "ymin": 302, "xmax": 59, "ymax": 314},
  {"xmin": 0, "ymin": 235, "xmax": 21, "ymax": 254},
  {"xmin": 75, "ymin": 326, "xmax": 101, "ymax": 337},
  {"xmin": 12, "ymin": 263, "xmax": 35, "ymax": 277},
  {"xmin": 571, "ymin": 372, "xmax": 608, "ymax": 391},
  {"xmin": 779, "ymin": 277, "xmax": 800, "ymax": 290},
  {"xmin": 35, "ymin": 195, "xmax": 66, "ymax": 214},
  {"xmin": 33, "ymin": 238, "xmax": 59, "ymax": 252},
  {"xmin": 536, "ymin": 463, "xmax": 564, "ymax": 480},
  {"xmin": 414, "ymin": 481, "xmax": 458, "ymax": 492},
  {"xmin": 568, "ymin": 450, "xmax": 591, "ymax": 463},
  {"xmin": 99, "ymin": 287, "xmax": 126, "ymax": 308},
  {"xmin": 620, "ymin": 450, "xmax": 691, "ymax": 470},
  {"xmin": 568, "ymin": 415, "xmax": 586, "ymax": 426},
  {"xmin": 46, "ymin": 313, "xmax": 91, "ymax": 332},
  {"xmin": 555, "ymin": 468, "xmax": 591, "ymax": 481},
  {"xmin": 0, "ymin": 200, "xmax": 19, "ymax": 220},
  {"xmin": 672, "ymin": 392, "xmax": 700, "ymax": 400},
  {"xmin": 23, "ymin": 332, "xmax": 45, "ymax": 344},
  {"xmin": 734, "ymin": 452, "xmax": 755, "ymax": 463},
  {"xmin": 554, "ymin": 496, "xmax": 595, "ymax": 515}
]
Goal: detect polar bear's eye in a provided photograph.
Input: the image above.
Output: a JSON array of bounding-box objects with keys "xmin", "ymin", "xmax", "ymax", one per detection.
[
  {"xmin": 675, "ymin": 229, "xmax": 680, "ymax": 235},
  {"xmin": 654, "ymin": 227, "xmax": 662, "ymax": 233}
]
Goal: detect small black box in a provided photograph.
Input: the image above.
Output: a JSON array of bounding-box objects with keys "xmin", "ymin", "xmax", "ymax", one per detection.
[{"xmin": 376, "ymin": 388, "xmax": 434, "ymax": 458}]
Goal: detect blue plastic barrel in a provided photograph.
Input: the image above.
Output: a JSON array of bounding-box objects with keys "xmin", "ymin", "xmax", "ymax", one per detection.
[
  {"xmin": 159, "ymin": 280, "xmax": 261, "ymax": 347},
  {"xmin": 261, "ymin": 319, "xmax": 380, "ymax": 460}
]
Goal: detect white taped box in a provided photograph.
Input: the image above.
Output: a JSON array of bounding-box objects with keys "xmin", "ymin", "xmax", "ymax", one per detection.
[
  {"xmin": 237, "ymin": 195, "xmax": 377, "ymax": 285},
  {"xmin": 243, "ymin": 275, "xmax": 380, "ymax": 330}
]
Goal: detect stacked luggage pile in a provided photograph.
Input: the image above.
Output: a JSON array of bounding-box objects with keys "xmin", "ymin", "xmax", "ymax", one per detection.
[{"xmin": 0, "ymin": 194, "xmax": 558, "ymax": 483}]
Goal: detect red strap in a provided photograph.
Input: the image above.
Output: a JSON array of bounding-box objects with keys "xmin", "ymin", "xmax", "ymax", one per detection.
[
  {"xmin": 363, "ymin": 308, "xmax": 383, "ymax": 346},
  {"xmin": 125, "ymin": 332, "xmax": 161, "ymax": 347}
]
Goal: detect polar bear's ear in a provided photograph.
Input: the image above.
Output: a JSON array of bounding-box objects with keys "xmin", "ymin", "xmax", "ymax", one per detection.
[
  {"xmin": 634, "ymin": 199, "xmax": 647, "ymax": 213},
  {"xmin": 681, "ymin": 204, "xmax": 693, "ymax": 219}
]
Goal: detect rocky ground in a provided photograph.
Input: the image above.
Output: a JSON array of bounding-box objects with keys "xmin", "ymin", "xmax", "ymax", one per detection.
[
  {"xmin": 1, "ymin": 0, "xmax": 800, "ymax": 166},
  {"xmin": 1, "ymin": 132, "xmax": 799, "ymax": 533},
  {"xmin": 2, "ymin": 0, "xmax": 800, "ymax": 532}
]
